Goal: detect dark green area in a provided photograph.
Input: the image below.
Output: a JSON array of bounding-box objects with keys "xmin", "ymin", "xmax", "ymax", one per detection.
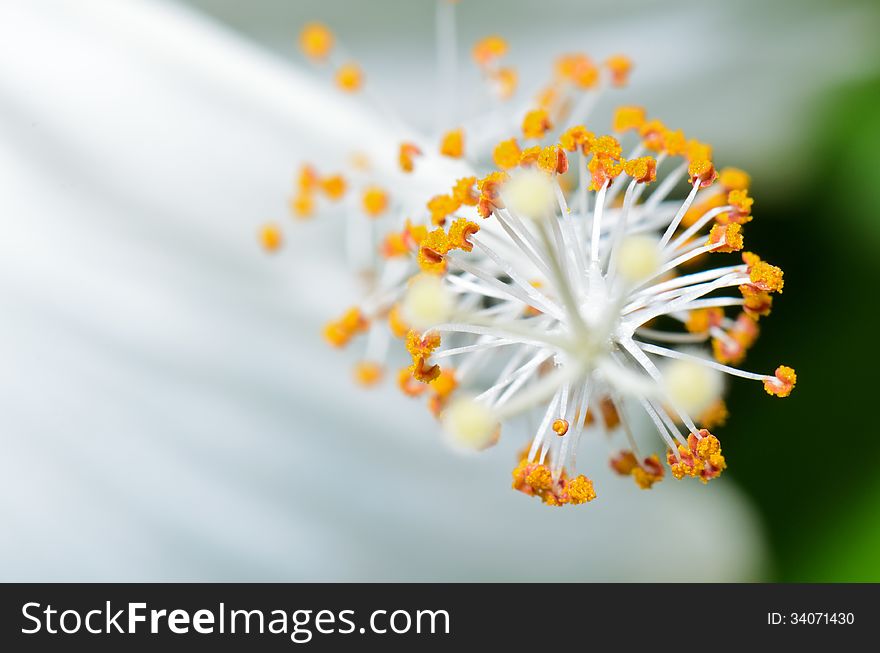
[{"xmin": 726, "ymin": 78, "xmax": 880, "ymax": 581}]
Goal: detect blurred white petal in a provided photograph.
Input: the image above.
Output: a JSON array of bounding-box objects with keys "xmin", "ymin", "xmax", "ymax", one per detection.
[{"xmin": 0, "ymin": 0, "xmax": 771, "ymax": 580}]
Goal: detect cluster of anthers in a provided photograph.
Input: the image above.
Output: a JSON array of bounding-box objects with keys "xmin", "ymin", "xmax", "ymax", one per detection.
[{"xmin": 262, "ymin": 1, "xmax": 796, "ymax": 507}]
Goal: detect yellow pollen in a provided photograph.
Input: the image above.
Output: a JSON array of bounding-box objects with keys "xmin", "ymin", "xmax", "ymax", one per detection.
[
  {"xmin": 297, "ymin": 164, "xmax": 319, "ymax": 193},
  {"xmin": 447, "ymin": 218, "xmax": 480, "ymax": 252},
  {"xmin": 556, "ymin": 53, "xmax": 599, "ymax": 89},
  {"xmin": 493, "ymin": 138, "xmax": 522, "ymax": 170},
  {"xmin": 719, "ymin": 167, "xmax": 751, "ymax": 191},
  {"xmin": 319, "ymin": 174, "xmax": 346, "ymax": 200},
  {"xmin": 537, "ymin": 145, "xmax": 568, "ymax": 175},
  {"xmin": 605, "ymin": 55, "xmax": 633, "ymax": 86},
  {"xmin": 335, "ymin": 62, "xmax": 363, "ymax": 93},
  {"xmin": 290, "ymin": 192, "xmax": 314, "ymax": 219},
  {"xmin": 567, "ymin": 475, "xmax": 597, "ymax": 504},
  {"xmin": 525, "ymin": 465, "xmax": 553, "ymax": 491},
  {"xmin": 388, "ymin": 304, "xmax": 409, "ymax": 338},
  {"xmin": 439, "ymin": 128, "xmax": 465, "ymax": 158},
  {"xmin": 522, "ymin": 109, "xmax": 552, "ymax": 140},
  {"xmin": 764, "ymin": 365, "xmax": 797, "ymax": 397},
  {"xmin": 689, "ymin": 158, "xmax": 718, "ymax": 187},
  {"xmin": 323, "ymin": 307, "xmax": 368, "ymax": 349},
  {"xmin": 299, "ymin": 23, "xmax": 333, "ymax": 60},
  {"xmin": 699, "ymin": 400, "xmax": 729, "ymax": 429},
  {"xmin": 417, "ymin": 228, "xmax": 451, "ymax": 274},
  {"xmin": 398, "ymin": 142, "xmax": 422, "ymax": 173},
  {"xmin": 552, "ymin": 419, "xmax": 569, "ymax": 436},
  {"xmin": 472, "ymin": 35, "xmax": 508, "ymax": 67},
  {"xmin": 749, "ymin": 260, "xmax": 785, "ymax": 293},
  {"xmin": 624, "ymin": 156, "xmax": 657, "ymax": 183},
  {"xmin": 559, "ymin": 125, "xmax": 595, "ymax": 153},
  {"xmin": 613, "ymin": 106, "xmax": 647, "ymax": 132},
  {"xmin": 452, "ymin": 176, "xmax": 479, "ymax": 206},
  {"xmin": 708, "ymin": 222, "xmax": 744, "ymax": 253},
  {"xmin": 427, "ymin": 194, "xmax": 461, "ymax": 226},
  {"xmin": 492, "ymin": 67, "xmax": 518, "ymax": 99},
  {"xmin": 362, "ymin": 186, "xmax": 389, "ymax": 218},
  {"xmin": 258, "ymin": 223, "xmax": 282, "ymax": 252},
  {"xmin": 429, "ymin": 369, "xmax": 458, "ymax": 399},
  {"xmin": 353, "ymin": 361, "xmax": 383, "ymax": 387},
  {"xmin": 685, "ymin": 307, "xmax": 723, "ymax": 333}
]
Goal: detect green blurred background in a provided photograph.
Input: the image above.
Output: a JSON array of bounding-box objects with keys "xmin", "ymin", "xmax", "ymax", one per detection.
[{"xmin": 729, "ymin": 75, "xmax": 880, "ymax": 581}]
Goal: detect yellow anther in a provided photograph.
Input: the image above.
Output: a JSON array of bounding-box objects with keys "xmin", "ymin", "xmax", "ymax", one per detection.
[
  {"xmin": 362, "ymin": 186, "xmax": 389, "ymax": 218},
  {"xmin": 522, "ymin": 109, "xmax": 552, "ymax": 140},
  {"xmin": 290, "ymin": 192, "xmax": 314, "ymax": 220},
  {"xmin": 708, "ymin": 222, "xmax": 744, "ymax": 253},
  {"xmin": 525, "ymin": 465, "xmax": 553, "ymax": 492},
  {"xmin": 719, "ymin": 167, "xmax": 751, "ymax": 191},
  {"xmin": 740, "ymin": 285, "xmax": 773, "ymax": 318},
  {"xmin": 477, "ymin": 171, "xmax": 509, "ymax": 218},
  {"xmin": 726, "ymin": 189, "xmax": 754, "ymax": 223},
  {"xmin": 299, "ymin": 23, "xmax": 333, "ymax": 60},
  {"xmin": 559, "ymin": 125, "xmax": 595, "ymax": 153},
  {"xmin": 639, "ymin": 119, "xmax": 667, "ymax": 151},
  {"xmin": 667, "ymin": 430, "xmax": 726, "ymax": 483},
  {"xmin": 493, "ymin": 138, "xmax": 522, "ymax": 170},
  {"xmin": 610, "ymin": 451, "xmax": 639, "ymax": 476},
  {"xmin": 323, "ymin": 307, "xmax": 368, "ymax": 349},
  {"xmin": 427, "ymin": 194, "xmax": 461, "ymax": 227},
  {"xmin": 695, "ymin": 434, "xmax": 721, "ymax": 460},
  {"xmin": 388, "ymin": 304, "xmax": 409, "ymax": 338},
  {"xmin": 258, "ymin": 223, "xmax": 282, "ymax": 253},
  {"xmin": 685, "ymin": 307, "xmax": 723, "ymax": 334},
  {"xmin": 552, "ymin": 419, "xmax": 569, "ymax": 436},
  {"xmin": 587, "ymin": 152, "xmax": 625, "ymax": 190},
  {"xmin": 712, "ymin": 337, "xmax": 746, "ymax": 366},
  {"xmin": 535, "ymin": 85, "xmax": 561, "ymax": 111},
  {"xmin": 591, "ymin": 135, "xmax": 623, "ymax": 160},
  {"xmin": 297, "ymin": 164, "xmax": 319, "ymax": 193},
  {"xmin": 748, "ymin": 259, "xmax": 784, "ymax": 293},
  {"xmin": 566, "ymin": 475, "xmax": 597, "ymax": 504},
  {"xmin": 397, "ymin": 366, "xmax": 427, "ymax": 397},
  {"xmin": 698, "ymin": 400, "xmax": 729, "ymax": 429},
  {"xmin": 447, "ymin": 218, "xmax": 480, "ymax": 252},
  {"xmin": 406, "ymin": 330, "xmax": 442, "ymax": 383},
  {"xmin": 452, "ymin": 176, "xmax": 479, "ymax": 206},
  {"xmin": 605, "ymin": 55, "xmax": 633, "ymax": 86},
  {"xmin": 764, "ymin": 365, "xmax": 796, "ymax": 397},
  {"xmin": 556, "ymin": 53, "xmax": 599, "ymax": 89},
  {"xmin": 429, "ymin": 368, "xmax": 458, "ymax": 399},
  {"xmin": 472, "ymin": 35, "xmax": 508, "ymax": 67},
  {"xmin": 624, "ymin": 156, "xmax": 657, "ymax": 183},
  {"xmin": 537, "ymin": 145, "xmax": 569, "ymax": 175},
  {"xmin": 439, "ymin": 128, "xmax": 464, "ymax": 158},
  {"xmin": 418, "ymin": 227, "xmax": 451, "ymax": 274},
  {"xmin": 686, "ymin": 139, "xmax": 713, "ymax": 163},
  {"xmin": 353, "ymin": 361, "xmax": 383, "ymax": 387},
  {"xmin": 320, "ymin": 174, "xmax": 346, "ymax": 200},
  {"xmin": 335, "ymin": 62, "xmax": 363, "ymax": 93},
  {"xmin": 631, "ymin": 455, "xmax": 664, "ymax": 489},
  {"xmin": 381, "ymin": 219, "xmax": 426, "ymax": 259},
  {"xmin": 613, "ymin": 106, "xmax": 647, "ymax": 132},
  {"xmin": 398, "ymin": 142, "xmax": 422, "ymax": 173},
  {"xmin": 688, "ymin": 158, "xmax": 718, "ymax": 187},
  {"xmin": 663, "ymin": 129, "xmax": 687, "ymax": 156},
  {"xmin": 519, "ymin": 146, "xmax": 541, "ymax": 167},
  {"xmin": 492, "ymin": 67, "xmax": 518, "ymax": 99}
]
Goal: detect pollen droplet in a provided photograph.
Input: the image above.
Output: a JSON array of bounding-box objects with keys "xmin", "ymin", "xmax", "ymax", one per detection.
[{"xmin": 258, "ymin": 223, "xmax": 282, "ymax": 252}]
